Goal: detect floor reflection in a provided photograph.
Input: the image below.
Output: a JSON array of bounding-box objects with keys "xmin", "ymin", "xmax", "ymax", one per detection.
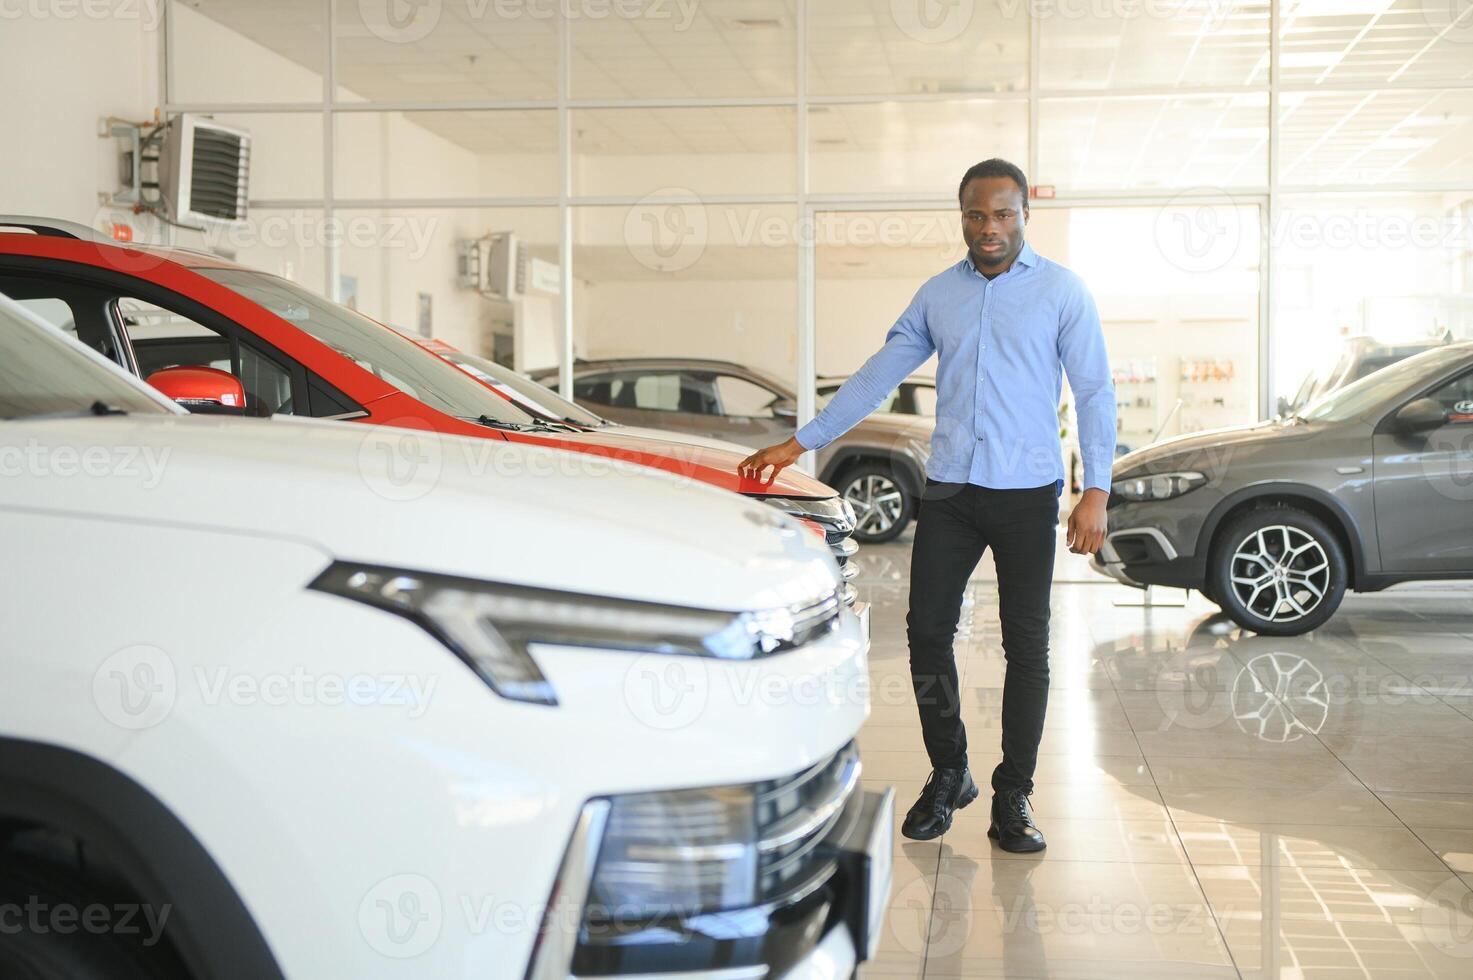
[{"xmin": 855, "ymin": 530, "xmax": 1473, "ymax": 978}]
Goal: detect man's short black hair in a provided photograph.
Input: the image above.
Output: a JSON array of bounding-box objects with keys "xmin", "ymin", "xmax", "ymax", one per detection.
[{"xmin": 958, "ymin": 159, "xmax": 1029, "ymax": 207}]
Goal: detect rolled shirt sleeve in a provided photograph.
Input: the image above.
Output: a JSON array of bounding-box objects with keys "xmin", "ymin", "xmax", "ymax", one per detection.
[
  {"xmin": 795, "ymin": 288, "xmax": 936, "ymax": 451},
  {"xmin": 1057, "ymin": 276, "xmax": 1117, "ymax": 494}
]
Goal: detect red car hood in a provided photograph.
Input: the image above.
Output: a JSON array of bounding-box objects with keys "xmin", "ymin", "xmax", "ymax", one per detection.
[
  {"xmin": 504, "ymin": 426, "xmax": 833, "ymax": 498},
  {"xmin": 399, "ymin": 338, "xmax": 832, "ymax": 498}
]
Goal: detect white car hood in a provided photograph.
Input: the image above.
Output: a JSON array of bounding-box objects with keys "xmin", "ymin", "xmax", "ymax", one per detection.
[{"xmin": 0, "ymin": 414, "xmax": 838, "ymax": 611}]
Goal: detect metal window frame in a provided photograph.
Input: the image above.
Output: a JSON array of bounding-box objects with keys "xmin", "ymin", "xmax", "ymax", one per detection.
[{"xmin": 158, "ymin": 0, "xmax": 1473, "ymax": 428}]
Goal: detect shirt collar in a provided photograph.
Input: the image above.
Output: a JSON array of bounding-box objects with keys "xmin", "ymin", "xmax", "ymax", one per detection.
[{"xmin": 964, "ymin": 241, "xmax": 1038, "ymax": 278}]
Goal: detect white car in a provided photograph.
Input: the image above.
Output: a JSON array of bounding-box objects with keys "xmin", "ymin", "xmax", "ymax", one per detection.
[{"xmin": 0, "ymin": 298, "xmax": 891, "ymax": 979}]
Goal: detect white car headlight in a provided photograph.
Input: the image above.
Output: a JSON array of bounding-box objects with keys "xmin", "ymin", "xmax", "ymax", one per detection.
[
  {"xmin": 310, "ymin": 563, "xmax": 839, "ymax": 705},
  {"xmin": 586, "ymin": 742, "xmax": 860, "ymax": 921},
  {"xmin": 1111, "ymin": 471, "xmax": 1208, "ymax": 502}
]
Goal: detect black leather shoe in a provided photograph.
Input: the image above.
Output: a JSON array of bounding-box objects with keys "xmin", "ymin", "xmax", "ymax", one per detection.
[
  {"xmin": 901, "ymin": 767, "xmax": 978, "ymax": 840},
  {"xmin": 988, "ymin": 788, "xmax": 1046, "ymax": 852}
]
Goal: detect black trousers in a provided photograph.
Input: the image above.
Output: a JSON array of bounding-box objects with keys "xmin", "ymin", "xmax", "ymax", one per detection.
[{"xmin": 906, "ymin": 480, "xmax": 1059, "ymax": 794}]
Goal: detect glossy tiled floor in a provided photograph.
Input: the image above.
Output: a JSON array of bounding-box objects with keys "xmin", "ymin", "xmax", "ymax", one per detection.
[{"xmin": 850, "ymin": 525, "xmax": 1473, "ymax": 979}]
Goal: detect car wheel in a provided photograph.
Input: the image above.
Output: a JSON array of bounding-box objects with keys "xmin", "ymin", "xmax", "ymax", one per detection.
[
  {"xmin": 1208, "ymin": 506, "xmax": 1348, "ymax": 636},
  {"xmin": 837, "ymin": 462, "xmax": 915, "ymax": 544},
  {"xmin": 0, "ymin": 856, "xmax": 184, "ymax": 980}
]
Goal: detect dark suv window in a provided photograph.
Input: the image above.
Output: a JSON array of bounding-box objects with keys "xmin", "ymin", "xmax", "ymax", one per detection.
[
  {"xmin": 1426, "ymin": 370, "xmax": 1473, "ymax": 423},
  {"xmin": 714, "ymin": 374, "xmax": 780, "ymax": 417},
  {"xmin": 575, "ymin": 371, "xmax": 718, "ymax": 414}
]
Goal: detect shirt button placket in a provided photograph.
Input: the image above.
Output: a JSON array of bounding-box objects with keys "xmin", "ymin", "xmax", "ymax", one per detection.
[{"xmin": 976, "ymin": 283, "xmax": 991, "ymax": 443}]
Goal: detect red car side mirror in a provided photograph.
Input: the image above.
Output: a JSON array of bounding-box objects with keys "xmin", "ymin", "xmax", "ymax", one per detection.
[{"xmin": 146, "ymin": 365, "xmax": 247, "ymax": 415}]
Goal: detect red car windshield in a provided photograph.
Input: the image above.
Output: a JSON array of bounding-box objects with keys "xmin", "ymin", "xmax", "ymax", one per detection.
[
  {"xmin": 443, "ymin": 350, "xmax": 606, "ymax": 428},
  {"xmin": 195, "ymin": 268, "xmax": 539, "ymax": 428}
]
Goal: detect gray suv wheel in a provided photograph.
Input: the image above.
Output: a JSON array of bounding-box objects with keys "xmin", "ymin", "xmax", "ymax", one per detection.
[
  {"xmin": 836, "ymin": 462, "xmax": 914, "ymax": 543},
  {"xmin": 1209, "ymin": 506, "xmax": 1348, "ymax": 636}
]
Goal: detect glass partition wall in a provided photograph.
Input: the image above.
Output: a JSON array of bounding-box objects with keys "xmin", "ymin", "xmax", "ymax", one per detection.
[{"xmin": 160, "ymin": 0, "xmax": 1473, "ymax": 435}]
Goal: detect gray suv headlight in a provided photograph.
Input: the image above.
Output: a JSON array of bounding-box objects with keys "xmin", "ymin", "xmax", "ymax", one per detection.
[
  {"xmin": 1111, "ymin": 471, "xmax": 1207, "ymax": 502},
  {"xmin": 309, "ymin": 563, "xmax": 839, "ymax": 706}
]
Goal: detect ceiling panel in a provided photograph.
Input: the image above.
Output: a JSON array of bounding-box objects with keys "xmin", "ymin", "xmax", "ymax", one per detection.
[
  {"xmin": 1039, "ymin": 94, "xmax": 1270, "ymax": 190},
  {"xmin": 1277, "ymin": 0, "xmax": 1473, "ymax": 85},
  {"xmin": 571, "ymin": 0, "xmax": 797, "ymax": 98},
  {"xmin": 1039, "ymin": 0, "xmax": 1271, "ymax": 89},
  {"xmin": 1279, "ymin": 89, "xmax": 1473, "ymax": 185},
  {"xmin": 808, "ymin": 100, "xmax": 1028, "ymax": 196},
  {"xmin": 807, "ymin": 0, "xmax": 1027, "ymax": 96}
]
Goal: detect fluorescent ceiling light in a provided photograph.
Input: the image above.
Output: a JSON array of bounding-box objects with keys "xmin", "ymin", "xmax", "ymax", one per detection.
[
  {"xmin": 1287, "ymin": 0, "xmax": 1395, "ymax": 15},
  {"xmin": 1279, "ymin": 52, "xmax": 1345, "ymax": 68},
  {"xmin": 1372, "ymin": 136, "xmax": 1435, "ymax": 150}
]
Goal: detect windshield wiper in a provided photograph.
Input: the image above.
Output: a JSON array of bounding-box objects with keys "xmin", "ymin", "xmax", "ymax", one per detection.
[
  {"xmin": 18, "ymin": 400, "xmax": 130, "ymax": 421},
  {"xmin": 465, "ymin": 415, "xmax": 567, "ymax": 434},
  {"xmin": 534, "ymin": 419, "xmax": 589, "ymax": 433},
  {"xmin": 465, "ymin": 414, "xmax": 528, "ymax": 431}
]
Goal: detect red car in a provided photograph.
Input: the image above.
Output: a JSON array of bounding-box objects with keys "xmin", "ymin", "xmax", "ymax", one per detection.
[{"xmin": 0, "ymin": 218, "xmax": 860, "ymax": 599}]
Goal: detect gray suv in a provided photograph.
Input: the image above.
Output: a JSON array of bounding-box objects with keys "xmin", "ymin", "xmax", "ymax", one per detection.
[
  {"xmin": 1095, "ymin": 342, "xmax": 1473, "ymax": 635},
  {"xmin": 532, "ymin": 358, "xmax": 933, "ymax": 543}
]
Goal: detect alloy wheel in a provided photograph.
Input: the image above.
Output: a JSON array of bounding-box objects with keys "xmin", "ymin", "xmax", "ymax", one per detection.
[
  {"xmin": 1228, "ymin": 525, "xmax": 1331, "ymax": 623},
  {"xmin": 843, "ymin": 474, "xmax": 904, "ymax": 537}
]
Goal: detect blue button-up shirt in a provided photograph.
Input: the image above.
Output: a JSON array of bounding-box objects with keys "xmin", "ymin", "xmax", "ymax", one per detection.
[{"xmin": 797, "ymin": 243, "xmax": 1116, "ymax": 493}]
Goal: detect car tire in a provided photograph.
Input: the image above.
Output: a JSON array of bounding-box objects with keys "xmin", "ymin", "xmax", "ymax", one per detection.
[
  {"xmin": 836, "ymin": 462, "xmax": 915, "ymax": 544},
  {"xmin": 1208, "ymin": 506, "xmax": 1348, "ymax": 636},
  {"xmin": 0, "ymin": 855, "xmax": 184, "ymax": 980}
]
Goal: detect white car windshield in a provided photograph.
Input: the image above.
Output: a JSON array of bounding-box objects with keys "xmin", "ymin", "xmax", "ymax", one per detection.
[{"xmin": 0, "ymin": 296, "xmax": 173, "ymax": 420}]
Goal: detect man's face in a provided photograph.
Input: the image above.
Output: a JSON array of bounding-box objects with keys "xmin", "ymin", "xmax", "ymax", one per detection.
[{"xmin": 960, "ymin": 176, "xmax": 1028, "ymax": 273}]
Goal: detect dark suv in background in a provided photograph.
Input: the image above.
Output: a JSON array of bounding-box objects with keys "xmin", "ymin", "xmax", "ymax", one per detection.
[
  {"xmin": 1095, "ymin": 343, "xmax": 1473, "ymax": 635},
  {"xmin": 1279, "ymin": 333, "xmax": 1450, "ymax": 419},
  {"xmin": 534, "ymin": 358, "xmax": 934, "ymax": 543}
]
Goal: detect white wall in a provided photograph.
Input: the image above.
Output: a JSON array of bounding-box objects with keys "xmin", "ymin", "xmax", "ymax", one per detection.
[
  {"xmin": 0, "ymin": 9, "xmax": 159, "ymax": 222},
  {"xmin": 0, "ymin": 4, "xmax": 558, "ymax": 364}
]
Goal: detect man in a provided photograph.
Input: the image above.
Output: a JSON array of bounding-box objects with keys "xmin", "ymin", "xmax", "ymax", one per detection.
[{"xmin": 738, "ymin": 159, "xmax": 1114, "ymax": 853}]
